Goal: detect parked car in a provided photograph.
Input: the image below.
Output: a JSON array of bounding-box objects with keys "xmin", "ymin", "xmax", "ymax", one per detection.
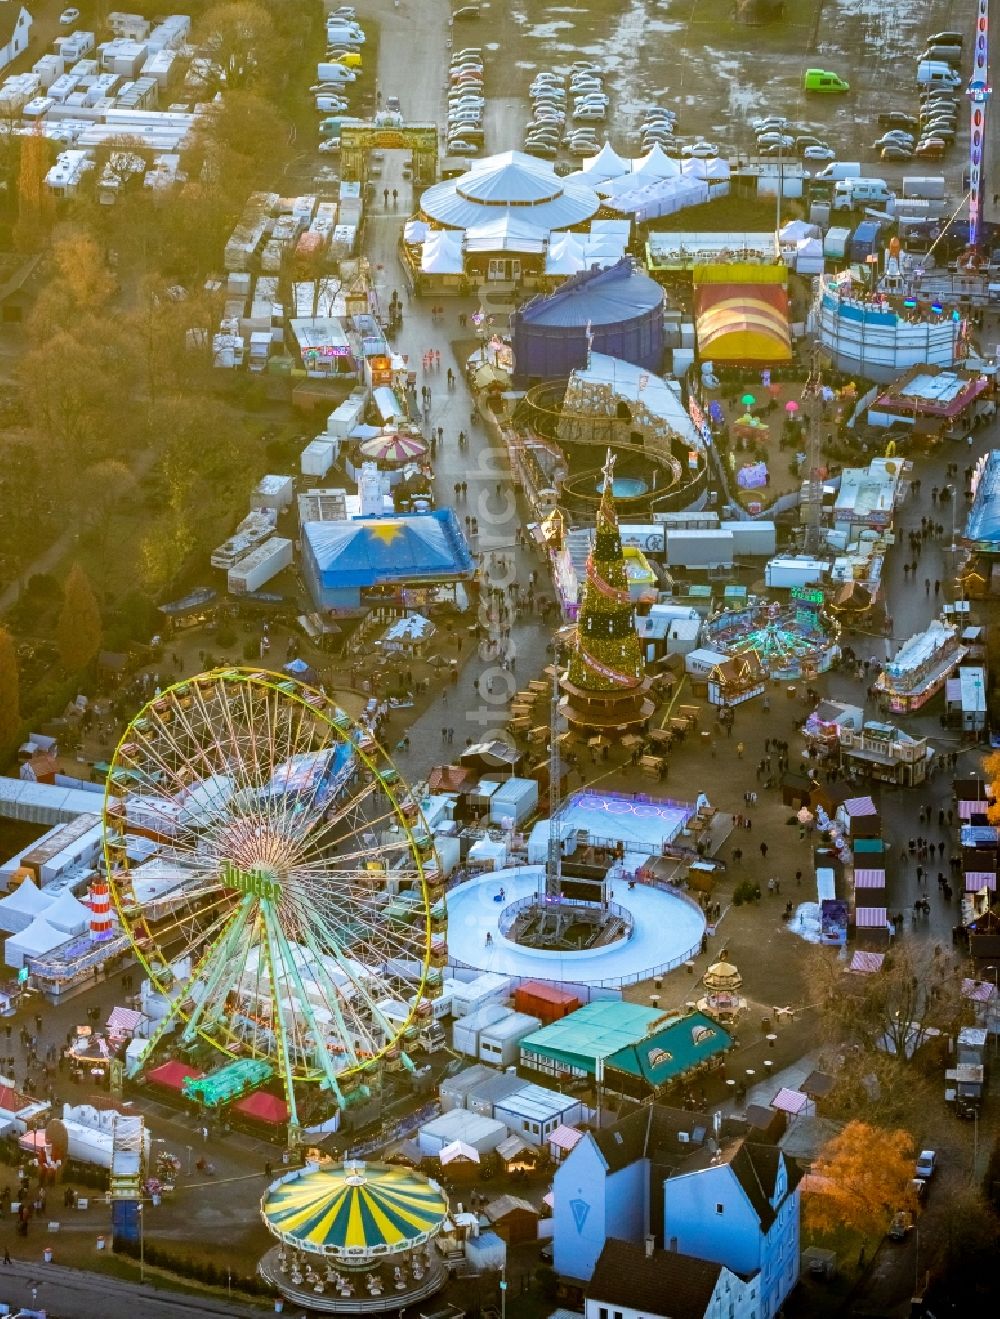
[
  {"xmin": 915, "ymin": 1150, "xmax": 937, "ymax": 1180},
  {"xmin": 453, "ymin": 6, "xmax": 482, "ymax": 19},
  {"xmin": 881, "ymin": 145, "xmax": 914, "ymax": 161},
  {"xmin": 316, "ymin": 96, "xmax": 351, "ymax": 112},
  {"xmin": 59, "ymin": 8, "xmax": 80, "ymax": 23},
  {"xmin": 878, "ymin": 111, "xmax": 919, "ymax": 129},
  {"xmin": 803, "ymin": 144, "xmax": 836, "ymax": 160},
  {"xmin": 683, "ymin": 141, "xmax": 720, "ymax": 157},
  {"xmin": 752, "ymin": 116, "xmax": 789, "ymax": 130}
]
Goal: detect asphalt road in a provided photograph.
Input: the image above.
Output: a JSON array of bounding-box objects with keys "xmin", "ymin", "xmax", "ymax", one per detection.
[{"xmin": 0, "ymin": 1260, "xmax": 264, "ymax": 1319}]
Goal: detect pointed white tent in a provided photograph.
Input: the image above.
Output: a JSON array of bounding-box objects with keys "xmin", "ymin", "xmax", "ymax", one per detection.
[
  {"xmin": 420, "ymin": 231, "xmax": 464, "ymax": 274},
  {"xmin": 579, "ymin": 140, "xmax": 631, "ymax": 182},
  {"xmin": 5, "ymin": 916, "xmax": 66, "ymax": 969},
  {"xmin": 0, "ymin": 877, "xmax": 53, "ymax": 934},
  {"xmin": 630, "ymin": 143, "xmax": 681, "ymax": 181},
  {"xmin": 44, "ymin": 889, "xmax": 94, "ymax": 936}
]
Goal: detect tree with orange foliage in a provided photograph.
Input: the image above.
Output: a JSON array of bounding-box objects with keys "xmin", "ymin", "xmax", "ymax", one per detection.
[
  {"xmin": 805, "ymin": 1120, "xmax": 918, "ymax": 1242},
  {"xmin": 984, "ymin": 751, "xmax": 1000, "ymax": 825},
  {"xmin": 12, "ymin": 131, "xmax": 54, "ymax": 253}
]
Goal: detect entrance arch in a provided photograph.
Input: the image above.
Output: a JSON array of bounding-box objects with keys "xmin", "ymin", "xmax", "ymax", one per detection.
[{"xmin": 340, "ymin": 122, "xmax": 439, "ymax": 187}]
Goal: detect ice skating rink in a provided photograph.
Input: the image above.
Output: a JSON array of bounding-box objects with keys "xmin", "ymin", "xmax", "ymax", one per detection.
[{"xmin": 446, "ymin": 865, "xmax": 705, "ymax": 987}]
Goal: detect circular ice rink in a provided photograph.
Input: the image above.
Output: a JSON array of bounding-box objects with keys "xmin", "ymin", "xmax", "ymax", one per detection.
[{"xmin": 446, "ymin": 866, "xmax": 706, "ymax": 987}]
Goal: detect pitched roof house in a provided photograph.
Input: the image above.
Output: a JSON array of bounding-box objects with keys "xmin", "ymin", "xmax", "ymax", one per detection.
[
  {"xmin": 586, "ymin": 1238, "xmax": 758, "ymax": 1319},
  {"xmin": 553, "ymin": 1105, "xmax": 803, "ymax": 1319}
]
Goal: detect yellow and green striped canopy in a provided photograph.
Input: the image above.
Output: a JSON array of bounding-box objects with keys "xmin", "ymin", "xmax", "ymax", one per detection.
[{"xmin": 261, "ymin": 1162, "xmax": 448, "ymax": 1258}]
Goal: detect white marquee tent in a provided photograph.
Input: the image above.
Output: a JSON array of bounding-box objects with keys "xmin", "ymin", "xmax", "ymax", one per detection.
[
  {"xmin": 0, "ymin": 877, "xmax": 53, "ymax": 934},
  {"xmin": 44, "ymin": 889, "xmax": 94, "ymax": 936},
  {"xmin": 5, "ymin": 915, "xmax": 67, "ymax": 970}
]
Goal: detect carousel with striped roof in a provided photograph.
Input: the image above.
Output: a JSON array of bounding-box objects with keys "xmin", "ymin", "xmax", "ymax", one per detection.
[{"xmin": 258, "ymin": 1158, "xmax": 450, "ymax": 1312}]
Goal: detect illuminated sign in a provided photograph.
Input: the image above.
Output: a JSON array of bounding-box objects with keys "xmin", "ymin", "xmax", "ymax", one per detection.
[
  {"xmin": 340, "ymin": 125, "xmax": 438, "ymax": 153},
  {"xmin": 221, "ymin": 860, "xmax": 281, "ymax": 901},
  {"xmin": 791, "ymin": 586, "xmax": 824, "ymax": 606}
]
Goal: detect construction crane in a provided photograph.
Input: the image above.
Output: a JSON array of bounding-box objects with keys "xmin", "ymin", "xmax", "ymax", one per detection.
[{"xmin": 968, "ymin": 0, "xmax": 992, "ymax": 250}]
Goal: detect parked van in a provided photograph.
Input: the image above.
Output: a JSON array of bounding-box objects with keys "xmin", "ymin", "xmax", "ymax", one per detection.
[
  {"xmin": 834, "ymin": 177, "xmax": 893, "ymax": 207},
  {"xmin": 326, "ymin": 24, "xmax": 365, "ymax": 45},
  {"xmin": 816, "ymin": 161, "xmax": 862, "ymax": 180},
  {"xmin": 317, "ymin": 61, "xmax": 357, "ymax": 82},
  {"xmin": 917, "ymin": 61, "xmax": 963, "ymax": 87},
  {"xmin": 803, "ymin": 69, "xmax": 850, "ymax": 93}
]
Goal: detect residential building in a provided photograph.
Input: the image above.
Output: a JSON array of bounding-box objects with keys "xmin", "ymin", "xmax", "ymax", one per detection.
[
  {"xmin": 587, "ymin": 1238, "xmax": 759, "ymax": 1319},
  {"xmin": 0, "ymin": 4, "xmax": 31, "ymax": 73},
  {"xmin": 662, "ymin": 1140, "xmax": 802, "ymax": 1319},
  {"xmin": 553, "ymin": 1105, "xmax": 715, "ymax": 1284},
  {"xmin": 553, "ymin": 1105, "xmax": 802, "ymax": 1319}
]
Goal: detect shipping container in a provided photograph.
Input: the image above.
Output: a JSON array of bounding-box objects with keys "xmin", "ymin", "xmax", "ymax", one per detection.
[
  {"xmin": 451, "ymin": 971, "xmax": 513, "ymax": 1018},
  {"xmin": 902, "ymin": 175, "xmax": 946, "ymax": 201},
  {"xmin": 300, "ymin": 438, "xmax": 335, "ymax": 478},
  {"xmin": 719, "ymin": 520, "xmax": 777, "ymax": 558},
  {"xmin": 478, "ymin": 1012, "xmax": 542, "ymax": 1068},
  {"xmin": 452, "ymin": 1001, "xmax": 511, "ymax": 1058},
  {"xmin": 488, "ymin": 777, "xmax": 538, "ymax": 827},
  {"xmin": 417, "ymin": 1109, "xmax": 508, "ymax": 1158},
  {"xmin": 849, "ymin": 220, "xmax": 883, "ymax": 263},
  {"xmin": 513, "ymin": 980, "xmax": 581, "ymax": 1025},
  {"xmin": 823, "ymin": 226, "xmax": 851, "ymax": 260},
  {"xmin": 665, "ymin": 529, "xmax": 734, "ymax": 569},
  {"xmin": 765, "ymin": 556, "xmax": 828, "ymax": 589}
]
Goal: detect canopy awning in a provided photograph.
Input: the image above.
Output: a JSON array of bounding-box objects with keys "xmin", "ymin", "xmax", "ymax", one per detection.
[
  {"xmin": 261, "ymin": 1161, "xmax": 448, "ymax": 1258},
  {"xmin": 694, "ymin": 280, "xmax": 791, "ymax": 364}
]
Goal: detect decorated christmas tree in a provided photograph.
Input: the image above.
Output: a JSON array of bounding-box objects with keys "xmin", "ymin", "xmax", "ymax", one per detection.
[
  {"xmin": 567, "ymin": 452, "xmax": 645, "ymax": 693},
  {"xmin": 561, "ymin": 452, "xmax": 653, "ymax": 734}
]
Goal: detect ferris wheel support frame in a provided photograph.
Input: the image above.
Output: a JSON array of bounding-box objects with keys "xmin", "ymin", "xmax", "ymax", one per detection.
[{"xmin": 103, "ymin": 667, "xmax": 439, "ymax": 1136}]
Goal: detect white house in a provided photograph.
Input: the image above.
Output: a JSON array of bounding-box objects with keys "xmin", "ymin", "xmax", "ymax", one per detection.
[
  {"xmin": 0, "ymin": 3, "xmax": 31, "ymax": 72},
  {"xmin": 662, "ymin": 1139, "xmax": 802, "ymax": 1319},
  {"xmin": 552, "ymin": 1103, "xmax": 802, "ymax": 1319},
  {"xmin": 587, "ymin": 1238, "xmax": 760, "ymax": 1319}
]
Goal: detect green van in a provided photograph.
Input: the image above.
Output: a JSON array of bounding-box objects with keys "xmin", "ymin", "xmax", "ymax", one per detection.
[{"xmin": 803, "ymin": 69, "xmax": 850, "ymax": 94}]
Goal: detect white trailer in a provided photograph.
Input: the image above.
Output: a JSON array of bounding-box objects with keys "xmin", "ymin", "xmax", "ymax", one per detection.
[
  {"xmin": 765, "ymin": 556, "xmax": 828, "ymax": 589},
  {"xmin": 665, "ymin": 529, "xmax": 734, "ymax": 569},
  {"xmin": 227, "ymin": 537, "xmax": 293, "ymax": 594}
]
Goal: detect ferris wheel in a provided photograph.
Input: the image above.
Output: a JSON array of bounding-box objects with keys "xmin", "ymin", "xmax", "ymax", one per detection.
[{"xmin": 102, "ymin": 669, "xmax": 445, "ymax": 1130}]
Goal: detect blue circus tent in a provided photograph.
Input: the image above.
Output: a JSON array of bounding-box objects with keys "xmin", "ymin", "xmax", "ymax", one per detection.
[
  {"xmin": 302, "ymin": 510, "xmax": 475, "ymax": 611},
  {"xmin": 511, "ymin": 257, "xmax": 665, "ymax": 386}
]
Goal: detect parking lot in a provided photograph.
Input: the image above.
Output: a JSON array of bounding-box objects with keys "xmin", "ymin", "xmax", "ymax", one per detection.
[{"xmin": 452, "ymin": 0, "xmax": 983, "ymax": 200}]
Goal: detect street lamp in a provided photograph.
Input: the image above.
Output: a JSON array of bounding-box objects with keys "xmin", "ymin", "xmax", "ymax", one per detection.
[{"xmin": 137, "ymin": 1200, "xmax": 144, "ymax": 1285}]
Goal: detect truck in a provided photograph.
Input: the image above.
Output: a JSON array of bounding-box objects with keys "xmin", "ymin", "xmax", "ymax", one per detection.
[
  {"xmin": 849, "ymin": 219, "xmax": 883, "ymax": 262},
  {"xmin": 902, "ymin": 175, "xmax": 946, "ymax": 201},
  {"xmin": 834, "ymin": 177, "xmax": 893, "ymax": 208}
]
